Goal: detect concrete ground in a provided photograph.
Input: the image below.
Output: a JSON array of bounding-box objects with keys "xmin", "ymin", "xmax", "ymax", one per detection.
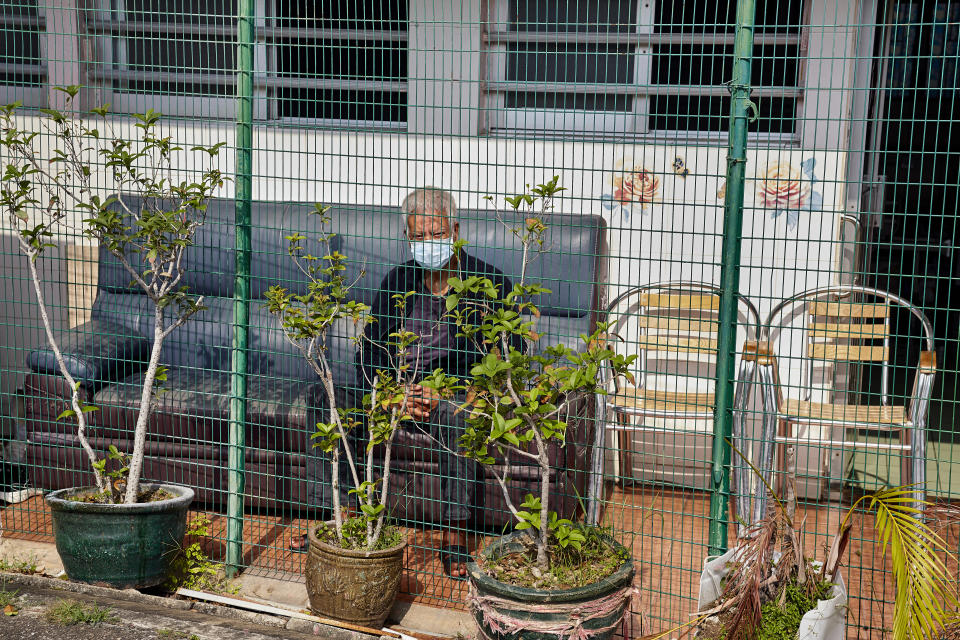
[
  {"xmin": 0, "ymin": 574, "xmax": 363, "ymax": 640},
  {"xmin": 0, "ymin": 537, "xmax": 473, "ymax": 640}
]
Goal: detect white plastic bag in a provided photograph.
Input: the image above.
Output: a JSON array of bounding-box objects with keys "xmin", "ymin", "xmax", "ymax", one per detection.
[{"xmin": 697, "ymin": 547, "xmax": 848, "ymax": 640}]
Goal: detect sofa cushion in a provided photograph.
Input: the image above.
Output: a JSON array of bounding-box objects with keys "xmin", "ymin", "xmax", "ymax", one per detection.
[
  {"xmin": 96, "ymin": 197, "xmax": 344, "ymax": 299},
  {"xmin": 26, "ymin": 319, "xmax": 150, "ymax": 390},
  {"xmin": 91, "ymin": 367, "xmax": 322, "ymax": 451}
]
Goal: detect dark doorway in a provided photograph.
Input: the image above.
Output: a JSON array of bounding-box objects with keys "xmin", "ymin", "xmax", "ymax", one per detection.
[{"xmin": 862, "ymin": 0, "xmax": 960, "ymax": 442}]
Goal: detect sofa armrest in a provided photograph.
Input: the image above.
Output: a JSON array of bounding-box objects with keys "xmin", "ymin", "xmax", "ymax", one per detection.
[{"xmin": 26, "ymin": 319, "xmax": 151, "ymax": 390}]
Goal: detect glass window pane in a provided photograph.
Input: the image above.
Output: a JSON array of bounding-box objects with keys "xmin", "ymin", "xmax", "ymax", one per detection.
[
  {"xmin": 506, "ymin": 43, "xmax": 635, "ymax": 85},
  {"xmin": 508, "ymin": 0, "xmax": 637, "ymax": 34}
]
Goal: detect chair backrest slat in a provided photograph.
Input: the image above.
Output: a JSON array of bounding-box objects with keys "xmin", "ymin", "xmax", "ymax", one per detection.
[
  {"xmin": 807, "ymin": 343, "xmax": 889, "ymax": 361},
  {"xmin": 806, "ymin": 298, "xmax": 889, "ymax": 363},
  {"xmin": 809, "ymin": 321, "xmax": 888, "ymax": 339},
  {"xmin": 637, "ymin": 336, "xmax": 718, "ymax": 353},
  {"xmin": 637, "ymin": 316, "xmax": 719, "ymax": 333},
  {"xmin": 808, "ymin": 301, "xmax": 889, "ymax": 318},
  {"xmin": 639, "ymin": 293, "xmax": 719, "ymax": 311}
]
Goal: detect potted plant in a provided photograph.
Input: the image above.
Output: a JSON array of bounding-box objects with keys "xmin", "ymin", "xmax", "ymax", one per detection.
[
  {"xmin": 264, "ymin": 206, "xmax": 417, "ymax": 628},
  {"xmin": 0, "ymin": 87, "xmax": 226, "ymax": 588},
  {"xmin": 420, "ymin": 177, "xmax": 638, "ymax": 640},
  {"xmin": 694, "ymin": 446, "xmax": 960, "ymax": 640}
]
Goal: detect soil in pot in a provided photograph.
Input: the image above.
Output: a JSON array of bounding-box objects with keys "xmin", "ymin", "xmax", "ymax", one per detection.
[
  {"xmin": 46, "ymin": 483, "xmax": 194, "ymax": 590},
  {"xmin": 304, "ymin": 517, "xmax": 407, "ymax": 629},
  {"xmin": 467, "ymin": 530, "xmax": 635, "ymax": 640},
  {"xmin": 477, "ymin": 527, "xmax": 629, "ymax": 591},
  {"xmin": 67, "ymin": 487, "xmax": 175, "ymax": 504}
]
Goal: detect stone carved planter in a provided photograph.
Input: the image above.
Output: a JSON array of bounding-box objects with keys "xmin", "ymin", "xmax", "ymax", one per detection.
[{"xmin": 304, "ymin": 522, "xmax": 407, "ymax": 628}]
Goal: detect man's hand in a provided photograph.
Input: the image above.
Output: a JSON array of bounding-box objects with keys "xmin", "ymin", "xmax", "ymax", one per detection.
[{"xmin": 406, "ymin": 383, "xmax": 439, "ymax": 420}]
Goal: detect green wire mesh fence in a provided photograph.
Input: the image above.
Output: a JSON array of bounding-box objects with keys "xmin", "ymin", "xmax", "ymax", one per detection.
[{"xmin": 0, "ymin": 0, "xmax": 958, "ymax": 638}]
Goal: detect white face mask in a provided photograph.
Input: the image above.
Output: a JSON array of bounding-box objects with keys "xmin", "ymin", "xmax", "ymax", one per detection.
[{"xmin": 410, "ymin": 239, "xmax": 455, "ymax": 270}]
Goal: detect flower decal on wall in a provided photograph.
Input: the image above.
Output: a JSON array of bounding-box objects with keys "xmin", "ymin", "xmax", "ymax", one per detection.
[
  {"xmin": 601, "ymin": 164, "xmax": 661, "ymax": 219},
  {"xmin": 755, "ymin": 158, "xmax": 823, "ymax": 229}
]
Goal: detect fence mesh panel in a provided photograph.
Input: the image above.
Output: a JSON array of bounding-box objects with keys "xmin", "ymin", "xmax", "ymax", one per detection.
[{"xmin": 0, "ymin": 0, "xmax": 958, "ymax": 638}]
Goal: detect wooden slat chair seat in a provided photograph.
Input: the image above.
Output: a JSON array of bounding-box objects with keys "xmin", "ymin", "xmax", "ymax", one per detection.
[{"xmin": 781, "ymin": 398, "xmax": 908, "ymax": 427}]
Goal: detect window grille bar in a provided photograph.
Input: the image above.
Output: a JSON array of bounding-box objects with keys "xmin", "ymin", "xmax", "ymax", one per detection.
[
  {"xmin": 0, "ymin": 63, "xmax": 46, "ymax": 75},
  {"xmin": 483, "ymin": 30, "xmax": 799, "ymax": 47},
  {"xmin": 89, "ymin": 68, "xmax": 407, "ymax": 93},
  {"xmin": 485, "ymin": 81, "xmax": 800, "ymax": 98},
  {"xmin": 85, "ymin": 18, "xmax": 407, "ymax": 43}
]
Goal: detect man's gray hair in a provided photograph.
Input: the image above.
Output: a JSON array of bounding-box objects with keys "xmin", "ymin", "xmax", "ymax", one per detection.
[{"xmin": 400, "ymin": 187, "xmax": 457, "ymax": 229}]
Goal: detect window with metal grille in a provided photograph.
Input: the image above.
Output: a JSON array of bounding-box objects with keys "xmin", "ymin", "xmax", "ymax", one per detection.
[
  {"xmin": 483, "ymin": 0, "xmax": 803, "ymax": 141},
  {"xmin": 267, "ymin": 0, "xmax": 407, "ymax": 125},
  {"xmin": 87, "ymin": 0, "xmax": 408, "ymax": 127},
  {"xmin": 0, "ymin": 0, "xmax": 45, "ymax": 107}
]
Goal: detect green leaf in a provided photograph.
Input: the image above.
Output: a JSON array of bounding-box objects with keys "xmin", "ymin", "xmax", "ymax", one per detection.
[{"xmin": 53, "ymin": 85, "xmax": 81, "ymax": 98}]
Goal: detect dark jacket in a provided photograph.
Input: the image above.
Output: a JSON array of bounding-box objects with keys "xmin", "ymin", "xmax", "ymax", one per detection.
[{"xmin": 355, "ymin": 250, "xmax": 524, "ymax": 391}]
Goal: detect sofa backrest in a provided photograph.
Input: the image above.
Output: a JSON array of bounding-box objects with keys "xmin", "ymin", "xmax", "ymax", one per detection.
[{"xmin": 92, "ymin": 197, "xmax": 607, "ymax": 387}]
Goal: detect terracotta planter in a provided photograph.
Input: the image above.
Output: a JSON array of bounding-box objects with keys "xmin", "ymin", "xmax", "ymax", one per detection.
[
  {"xmin": 467, "ymin": 531, "xmax": 635, "ymax": 640},
  {"xmin": 304, "ymin": 522, "xmax": 407, "ymax": 628},
  {"xmin": 46, "ymin": 483, "xmax": 194, "ymax": 589}
]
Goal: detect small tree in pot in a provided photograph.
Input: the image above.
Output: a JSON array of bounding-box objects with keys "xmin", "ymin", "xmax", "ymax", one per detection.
[
  {"xmin": 421, "ymin": 177, "xmax": 638, "ymax": 640},
  {"xmin": 0, "ymin": 88, "xmax": 226, "ymax": 587},
  {"xmin": 264, "ymin": 206, "xmax": 417, "ymax": 628}
]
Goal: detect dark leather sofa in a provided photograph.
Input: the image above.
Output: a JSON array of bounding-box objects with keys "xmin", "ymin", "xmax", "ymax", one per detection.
[{"xmin": 24, "ymin": 197, "xmax": 607, "ymax": 526}]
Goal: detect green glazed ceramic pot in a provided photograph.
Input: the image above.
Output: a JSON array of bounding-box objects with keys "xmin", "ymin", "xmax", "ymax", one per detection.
[{"xmin": 46, "ymin": 484, "xmax": 193, "ymax": 589}]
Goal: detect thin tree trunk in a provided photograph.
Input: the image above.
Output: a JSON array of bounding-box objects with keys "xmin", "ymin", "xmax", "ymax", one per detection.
[
  {"xmin": 124, "ymin": 304, "xmax": 166, "ymax": 503},
  {"xmin": 366, "ymin": 427, "xmax": 375, "ymax": 545},
  {"xmin": 370, "ymin": 423, "xmax": 398, "ymax": 550},
  {"xmin": 536, "ymin": 455, "xmax": 551, "ymax": 571},
  {"xmin": 24, "ymin": 248, "xmax": 108, "ymax": 494}
]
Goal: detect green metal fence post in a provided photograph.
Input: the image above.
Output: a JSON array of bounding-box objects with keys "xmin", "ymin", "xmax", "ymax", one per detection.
[
  {"xmin": 227, "ymin": 0, "xmax": 255, "ymax": 576},
  {"xmin": 709, "ymin": 0, "xmax": 757, "ymax": 557}
]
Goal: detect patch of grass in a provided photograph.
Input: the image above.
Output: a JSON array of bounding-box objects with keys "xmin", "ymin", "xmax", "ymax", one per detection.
[
  {"xmin": 0, "ymin": 553, "xmax": 41, "ymax": 574},
  {"xmin": 0, "ymin": 582, "xmax": 20, "ymax": 616},
  {"xmin": 44, "ymin": 599, "xmax": 119, "ymax": 626},
  {"xmin": 0, "ymin": 584, "xmax": 19, "ymax": 608},
  {"xmin": 156, "ymin": 630, "xmax": 201, "ymax": 640}
]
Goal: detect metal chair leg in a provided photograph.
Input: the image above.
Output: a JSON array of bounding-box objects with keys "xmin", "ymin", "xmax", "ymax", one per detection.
[
  {"xmin": 586, "ymin": 394, "xmax": 608, "ymax": 526},
  {"xmin": 752, "ymin": 361, "xmax": 780, "ymax": 527},
  {"xmin": 732, "ymin": 356, "xmax": 756, "ymax": 538}
]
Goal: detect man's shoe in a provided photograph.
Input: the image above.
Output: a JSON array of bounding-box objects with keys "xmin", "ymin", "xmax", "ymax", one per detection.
[
  {"xmin": 0, "ymin": 463, "xmax": 38, "ymax": 504},
  {"xmin": 0, "ymin": 487, "xmax": 41, "ymax": 504},
  {"xmin": 438, "ymin": 545, "xmax": 472, "ymax": 580}
]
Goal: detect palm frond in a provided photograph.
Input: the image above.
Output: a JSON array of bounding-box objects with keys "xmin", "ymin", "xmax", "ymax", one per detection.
[{"xmin": 869, "ymin": 489, "xmax": 960, "ymax": 640}]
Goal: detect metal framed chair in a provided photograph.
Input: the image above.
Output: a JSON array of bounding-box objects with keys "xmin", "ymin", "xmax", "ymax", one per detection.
[
  {"xmin": 586, "ymin": 281, "xmax": 761, "ymax": 526},
  {"xmin": 750, "ymin": 285, "xmax": 936, "ymax": 520}
]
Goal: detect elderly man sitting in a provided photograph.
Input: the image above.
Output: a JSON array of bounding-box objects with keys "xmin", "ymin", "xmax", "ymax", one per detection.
[
  {"xmin": 293, "ymin": 187, "xmax": 519, "ymax": 578},
  {"xmin": 354, "ymin": 187, "xmax": 521, "ymax": 579}
]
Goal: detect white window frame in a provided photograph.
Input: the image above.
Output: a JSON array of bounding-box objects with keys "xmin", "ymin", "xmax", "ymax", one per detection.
[
  {"xmin": 0, "ymin": 6, "xmax": 46, "ymax": 108},
  {"xmin": 482, "ymin": 0, "xmax": 803, "ymax": 143},
  {"xmin": 85, "ymin": 0, "xmax": 408, "ymax": 128}
]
